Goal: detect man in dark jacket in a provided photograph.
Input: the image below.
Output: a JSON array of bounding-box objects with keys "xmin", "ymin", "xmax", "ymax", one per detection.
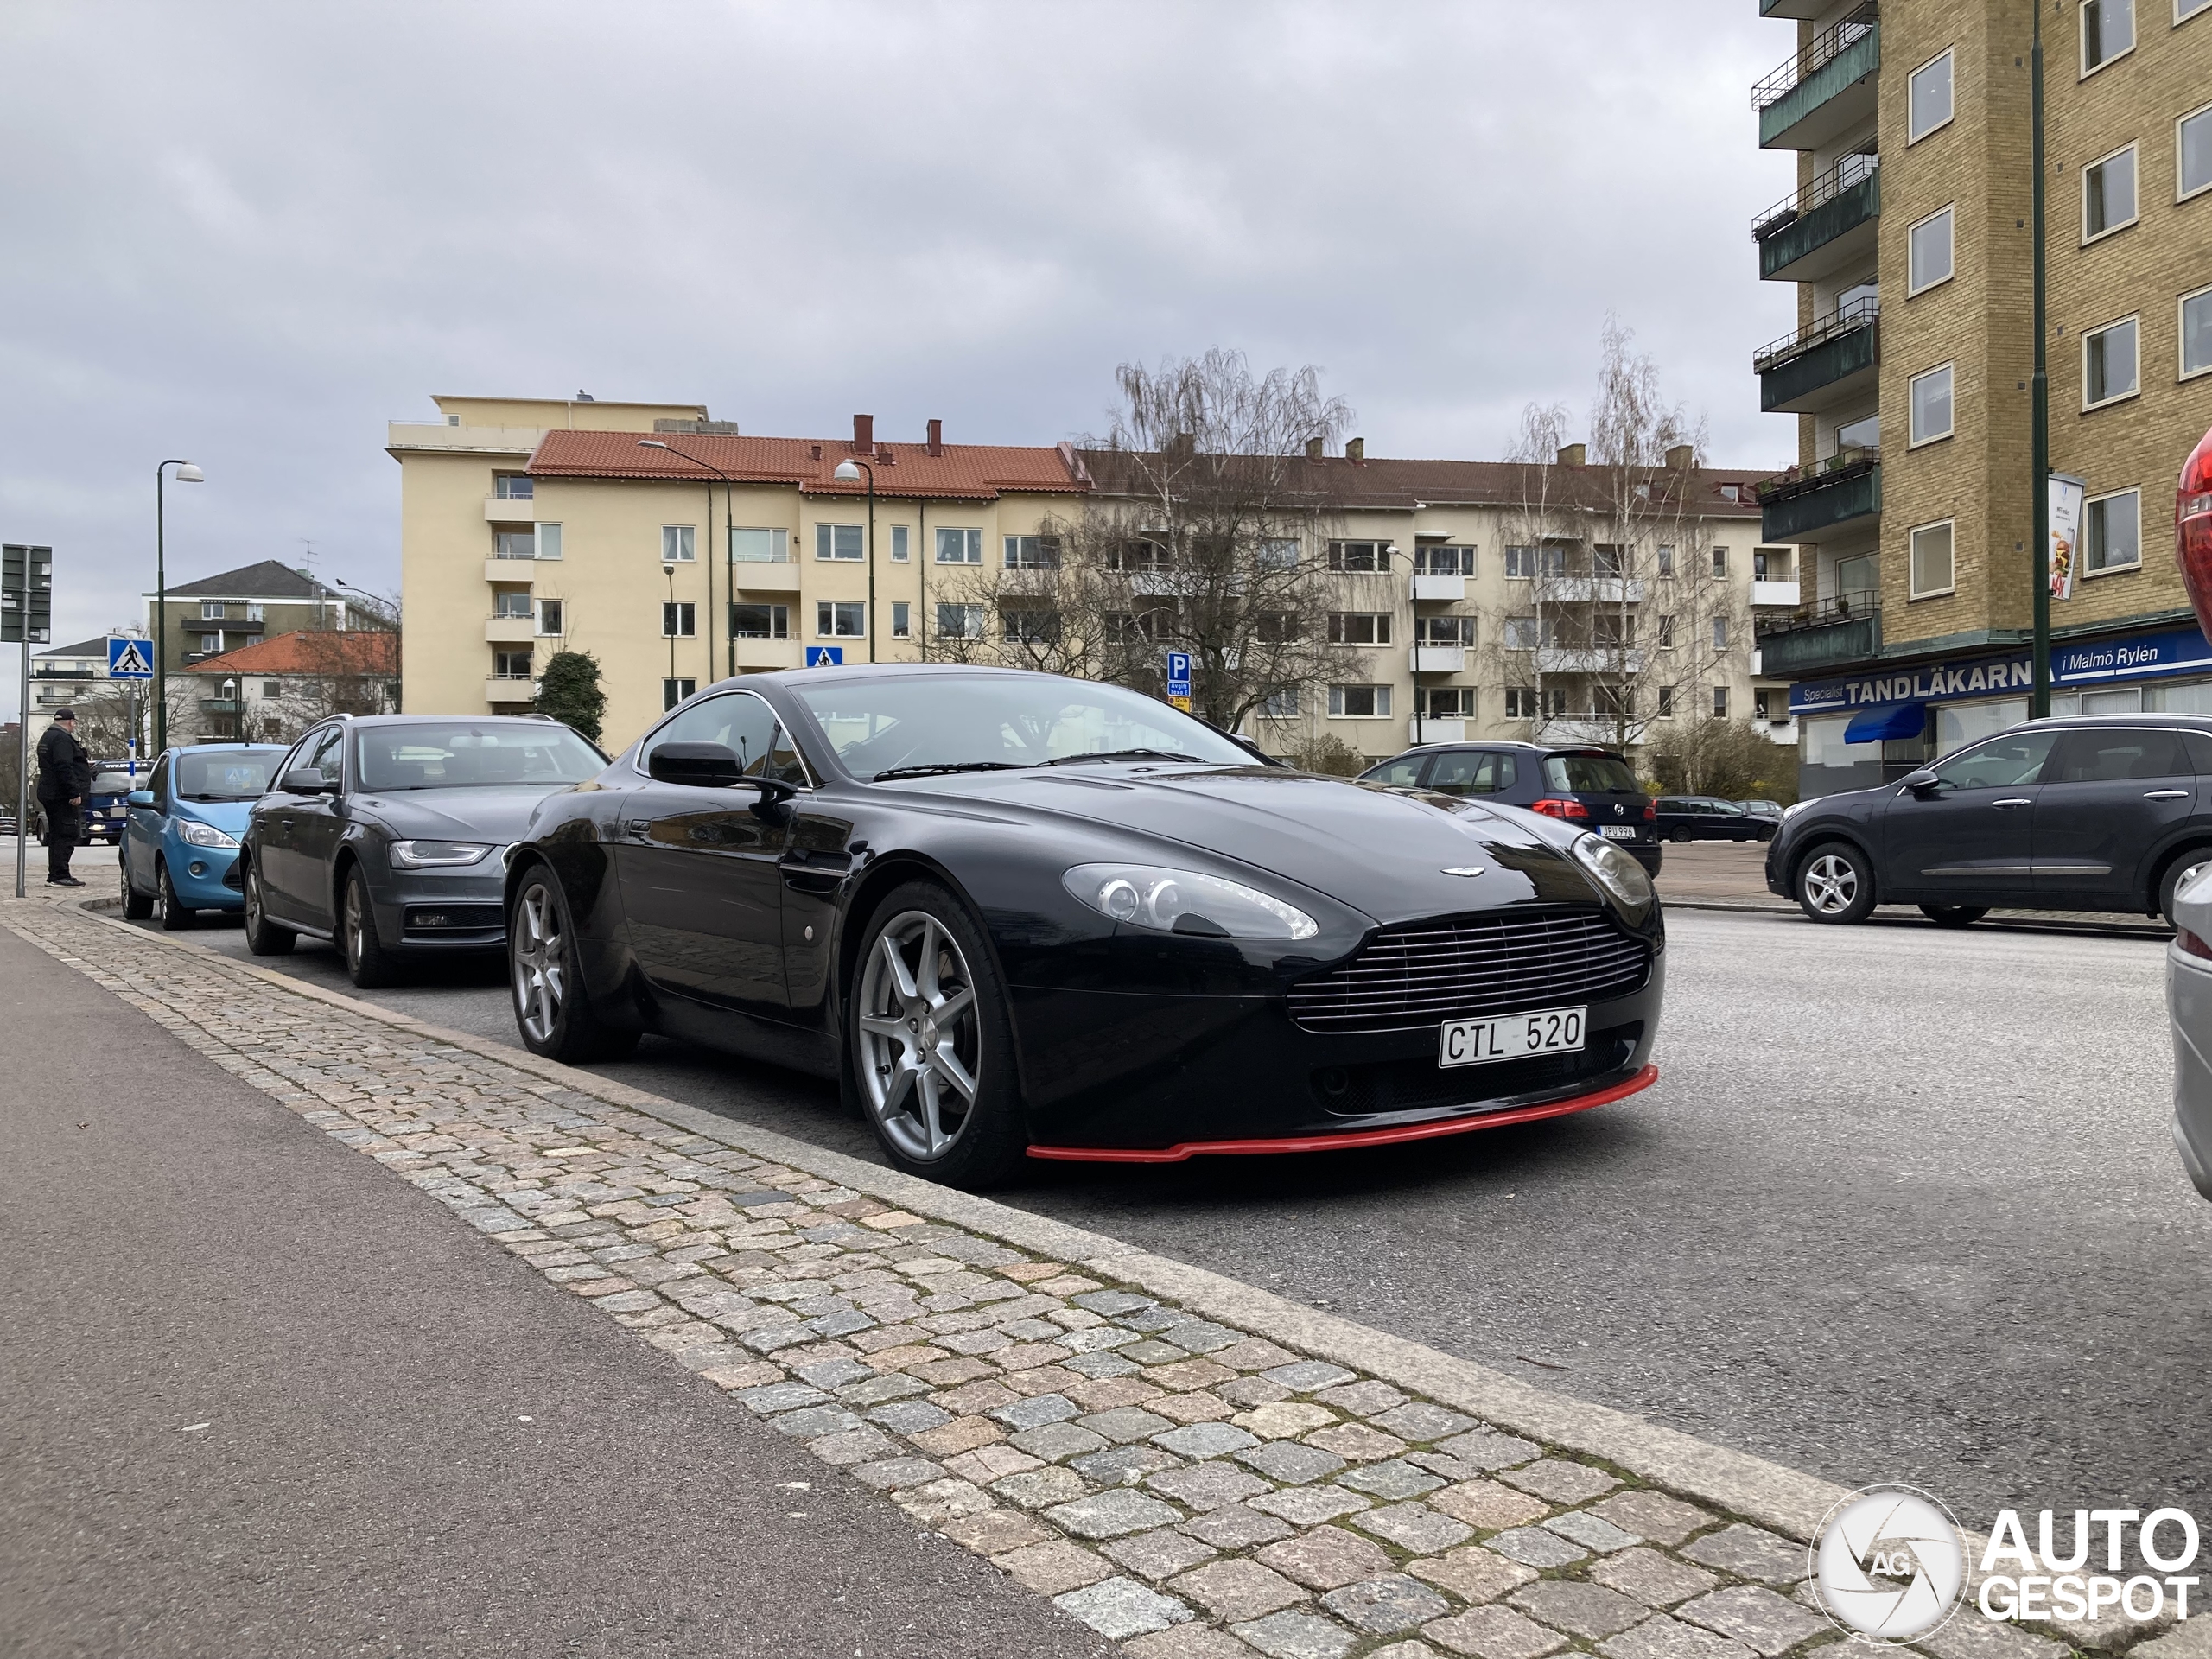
[{"xmin": 35, "ymin": 709, "xmax": 92, "ymax": 887}]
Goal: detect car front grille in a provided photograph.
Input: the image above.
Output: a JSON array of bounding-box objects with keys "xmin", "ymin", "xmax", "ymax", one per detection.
[{"xmin": 1287, "ymin": 907, "xmax": 1652, "ymax": 1034}]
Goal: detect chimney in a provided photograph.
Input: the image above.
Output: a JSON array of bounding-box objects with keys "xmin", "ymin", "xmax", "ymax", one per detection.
[
  {"xmin": 926, "ymin": 418, "xmax": 944, "ymax": 457},
  {"xmin": 1557, "ymin": 442, "xmax": 1586, "ymax": 467},
  {"xmin": 1665, "ymin": 443, "xmax": 1696, "ymax": 471},
  {"xmin": 853, "ymin": 413, "xmax": 874, "ymax": 454},
  {"xmin": 810, "ymin": 442, "xmax": 822, "ymax": 461},
  {"xmin": 1345, "ymin": 437, "xmax": 1366, "ymax": 466},
  {"xmin": 1306, "ymin": 436, "xmax": 1325, "ymax": 461}
]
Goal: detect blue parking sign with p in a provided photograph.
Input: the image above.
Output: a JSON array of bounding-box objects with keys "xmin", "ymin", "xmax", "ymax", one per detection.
[
  {"xmin": 805, "ymin": 645, "xmax": 844, "ymax": 668},
  {"xmin": 1165, "ymin": 652, "xmax": 1192, "ymax": 697},
  {"xmin": 107, "ymin": 636, "xmax": 154, "ymax": 679}
]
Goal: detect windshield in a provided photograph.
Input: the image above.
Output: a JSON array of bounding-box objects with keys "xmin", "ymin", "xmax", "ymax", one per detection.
[
  {"xmin": 91, "ymin": 772, "xmax": 138, "ymax": 794},
  {"xmin": 1542, "ymin": 753, "xmax": 1640, "ymax": 793},
  {"xmin": 355, "ymin": 723, "xmax": 606, "ymax": 791},
  {"xmin": 790, "ymin": 673, "xmax": 1252, "ymax": 780},
  {"xmin": 174, "ymin": 750, "xmax": 284, "ymax": 802}
]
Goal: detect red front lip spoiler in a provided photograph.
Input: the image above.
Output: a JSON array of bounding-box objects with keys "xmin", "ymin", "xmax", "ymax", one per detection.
[{"xmin": 1026, "ymin": 1063, "xmax": 1660, "ymax": 1165}]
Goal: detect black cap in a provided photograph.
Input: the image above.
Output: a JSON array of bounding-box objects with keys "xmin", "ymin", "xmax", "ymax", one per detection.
[{"xmin": 51, "ymin": 709, "xmax": 75, "ymax": 721}]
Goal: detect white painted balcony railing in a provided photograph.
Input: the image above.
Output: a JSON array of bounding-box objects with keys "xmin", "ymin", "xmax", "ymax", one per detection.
[
  {"xmin": 1411, "ymin": 574, "xmax": 1465, "ymax": 602},
  {"xmin": 1750, "ymin": 580, "xmax": 1802, "ymax": 607},
  {"xmin": 1408, "ymin": 717, "xmax": 1465, "ymax": 745},
  {"xmin": 1410, "ymin": 645, "xmax": 1466, "ymax": 673}
]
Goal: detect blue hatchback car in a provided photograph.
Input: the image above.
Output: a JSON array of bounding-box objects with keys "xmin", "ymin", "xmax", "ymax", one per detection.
[{"xmin": 120, "ymin": 744, "xmax": 288, "ymax": 927}]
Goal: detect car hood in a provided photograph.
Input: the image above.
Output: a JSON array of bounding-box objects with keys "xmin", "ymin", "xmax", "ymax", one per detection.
[
  {"xmin": 892, "ymin": 765, "xmax": 1617, "ymax": 925},
  {"xmin": 173, "ymin": 798, "xmax": 257, "ymax": 835},
  {"xmin": 349, "ymin": 785, "xmax": 569, "ymax": 842}
]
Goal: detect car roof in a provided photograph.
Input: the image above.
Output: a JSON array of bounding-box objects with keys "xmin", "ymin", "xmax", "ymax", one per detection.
[{"xmin": 2003, "ymin": 714, "xmax": 2212, "ymax": 731}]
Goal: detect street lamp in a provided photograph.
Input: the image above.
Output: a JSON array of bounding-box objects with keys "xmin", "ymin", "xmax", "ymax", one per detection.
[
  {"xmin": 154, "ymin": 459, "xmax": 204, "ymax": 756},
  {"xmin": 639, "ymin": 439, "xmax": 734, "ymax": 681},
  {"xmin": 220, "ymin": 677, "xmax": 238, "ymax": 742},
  {"xmin": 831, "ymin": 457, "xmax": 876, "ymax": 663}
]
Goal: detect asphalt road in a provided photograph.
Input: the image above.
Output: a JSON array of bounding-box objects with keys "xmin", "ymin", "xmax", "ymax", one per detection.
[
  {"xmin": 123, "ymin": 889, "xmax": 2202, "ymax": 1533},
  {"xmin": 0, "ymin": 920, "xmax": 1109, "ymax": 1659}
]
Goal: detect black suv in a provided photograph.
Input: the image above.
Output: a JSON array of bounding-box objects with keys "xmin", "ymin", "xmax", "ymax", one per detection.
[
  {"xmin": 1360, "ymin": 741, "xmax": 1661, "ymax": 875},
  {"xmin": 1766, "ymin": 715, "xmax": 2212, "ymax": 925}
]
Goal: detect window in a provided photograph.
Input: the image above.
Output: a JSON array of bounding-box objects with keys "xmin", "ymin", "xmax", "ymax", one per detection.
[
  {"xmin": 1711, "ymin": 685, "xmax": 1730, "ymax": 720},
  {"xmin": 2082, "ymin": 144, "xmax": 2139, "ymax": 240},
  {"xmin": 1503, "ymin": 545, "xmax": 1538, "ymax": 579},
  {"xmin": 1908, "ymin": 207, "xmax": 1955, "ymax": 292},
  {"xmin": 1255, "ymin": 613, "xmax": 1300, "ymax": 644},
  {"xmin": 641, "ymin": 690, "xmax": 809, "ymax": 787},
  {"xmin": 1327, "ymin": 541, "xmax": 1390, "ymax": 573},
  {"xmin": 1910, "ymin": 364, "xmax": 1955, "ymax": 444},
  {"xmin": 2050, "ymin": 728, "xmax": 2192, "ymax": 781},
  {"xmin": 537, "ymin": 599, "xmax": 564, "ymax": 636},
  {"xmin": 1657, "ymin": 685, "xmax": 1675, "ymax": 720},
  {"xmin": 1592, "ymin": 544, "xmax": 1626, "ymax": 578},
  {"xmin": 1422, "ymin": 688, "xmax": 1475, "ymax": 718},
  {"xmin": 1656, "ymin": 545, "xmax": 1675, "ymax": 577},
  {"xmin": 816, "ymin": 524, "xmax": 863, "ymax": 562},
  {"xmin": 2082, "ymin": 0, "xmax": 2133, "ymax": 72},
  {"xmin": 1415, "ymin": 544, "xmax": 1475, "ymax": 575},
  {"xmin": 1928, "ymin": 730, "xmax": 2057, "ymax": 790},
  {"xmin": 1909, "ymin": 520, "xmax": 1956, "ymax": 598},
  {"xmin": 1834, "ymin": 412, "xmax": 1881, "ymax": 452},
  {"xmin": 1713, "ymin": 616, "xmax": 1731, "ymax": 651},
  {"xmin": 492, "ymin": 591, "xmax": 533, "ymax": 619},
  {"xmin": 662, "ymin": 524, "xmax": 696, "ymax": 563},
  {"xmin": 196, "ymin": 633, "xmax": 219, "ymax": 653},
  {"xmin": 1104, "ymin": 610, "xmax": 1172, "ymax": 644},
  {"xmin": 493, "ymin": 649, "xmax": 533, "ymax": 678},
  {"xmin": 936, "ymin": 603, "xmax": 984, "ymax": 639},
  {"xmin": 1107, "ymin": 537, "xmax": 1170, "ymax": 573},
  {"xmin": 535, "ymin": 524, "xmax": 563, "ymax": 560},
  {"xmin": 891, "ymin": 526, "xmax": 910, "ymax": 563},
  {"xmin": 1711, "ymin": 546, "xmax": 1729, "ymax": 579},
  {"xmin": 890, "ymin": 601, "xmax": 911, "ymax": 638},
  {"xmin": 1260, "ymin": 688, "xmax": 1300, "ymax": 719},
  {"xmin": 200, "ymin": 601, "xmax": 225, "ymax": 620},
  {"xmin": 663, "ymin": 678, "xmax": 697, "ymax": 710},
  {"xmin": 2084, "ymin": 316, "xmax": 2140, "ymax": 406},
  {"xmin": 1328, "ymin": 684, "xmax": 1392, "ymax": 717},
  {"xmin": 2084, "ymin": 489, "xmax": 2142, "ymax": 574},
  {"xmin": 936, "ymin": 527, "xmax": 982, "ymax": 564},
  {"xmin": 1429, "ymin": 751, "xmax": 1515, "ymax": 795},
  {"xmin": 1909, "ymin": 48, "xmax": 1955, "ymax": 141},
  {"xmin": 2182, "ymin": 105, "xmax": 2212, "ymax": 201},
  {"xmin": 1753, "ymin": 547, "xmax": 1792, "ymax": 578},
  {"xmin": 262, "ymin": 680, "xmax": 283, "ymax": 699},
  {"xmin": 493, "ymin": 530, "xmax": 535, "ymax": 561},
  {"xmin": 1257, "ymin": 538, "xmax": 1300, "ymax": 570},
  {"xmin": 1657, "ymin": 614, "xmax": 1676, "ymax": 649},
  {"xmin": 1003, "ymin": 609, "xmax": 1060, "ymax": 644},
  {"xmin": 1594, "ymin": 613, "xmax": 1637, "ymax": 648},
  {"xmin": 1327, "ymin": 613, "xmax": 1392, "ymax": 645},
  {"xmin": 2182, "ymin": 0, "xmax": 2212, "ymax": 22},
  {"xmin": 662, "ymin": 601, "xmax": 696, "ymax": 638},
  {"xmin": 1414, "ymin": 615, "xmax": 1469, "ymax": 645},
  {"xmin": 1503, "ymin": 616, "xmax": 1541, "ymax": 650},
  {"xmin": 492, "ymin": 473, "xmax": 534, "ymax": 500},
  {"xmin": 247, "ymin": 603, "xmax": 264, "ymax": 622},
  {"xmin": 730, "ymin": 602, "xmax": 790, "ymax": 639},
  {"xmin": 2184, "ymin": 287, "xmax": 2212, "ymax": 379},
  {"xmin": 1005, "ymin": 535, "xmax": 1061, "ymax": 569},
  {"xmin": 732, "ymin": 527, "xmax": 791, "ymax": 563},
  {"xmin": 817, "ymin": 601, "xmax": 865, "ymax": 639}
]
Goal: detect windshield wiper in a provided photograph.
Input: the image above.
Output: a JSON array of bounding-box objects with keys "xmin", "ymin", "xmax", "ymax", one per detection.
[
  {"xmin": 1042, "ymin": 748, "xmax": 1209, "ymax": 767},
  {"xmin": 872, "ymin": 762, "xmax": 1031, "ymax": 782}
]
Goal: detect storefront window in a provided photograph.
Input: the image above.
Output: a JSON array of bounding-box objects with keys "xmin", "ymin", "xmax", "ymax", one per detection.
[
  {"xmin": 2147, "ymin": 681, "xmax": 2212, "ymax": 715},
  {"xmin": 1936, "ymin": 697, "xmax": 2029, "ymax": 758}
]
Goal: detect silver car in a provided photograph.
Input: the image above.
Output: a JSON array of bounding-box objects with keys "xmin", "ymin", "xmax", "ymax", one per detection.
[
  {"xmin": 2167, "ymin": 861, "xmax": 2212, "ymax": 1198},
  {"xmin": 239, "ymin": 714, "xmax": 607, "ymax": 988}
]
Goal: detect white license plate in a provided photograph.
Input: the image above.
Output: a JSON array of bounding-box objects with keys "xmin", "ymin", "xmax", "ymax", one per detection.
[
  {"xmin": 1439, "ymin": 1006, "xmax": 1586, "ymax": 1068},
  {"xmin": 1599, "ymin": 824, "xmax": 1637, "ymax": 840}
]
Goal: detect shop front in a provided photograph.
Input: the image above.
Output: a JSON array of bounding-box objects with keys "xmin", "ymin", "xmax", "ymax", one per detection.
[{"xmin": 1789, "ymin": 621, "xmax": 2212, "ymax": 798}]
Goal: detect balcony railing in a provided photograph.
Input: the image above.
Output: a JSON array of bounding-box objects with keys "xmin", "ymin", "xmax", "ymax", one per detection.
[
  {"xmin": 1752, "ymin": 3, "xmax": 1878, "ymax": 112},
  {"xmin": 1754, "ymin": 297, "xmax": 1878, "ymax": 376},
  {"xmin": 1752, "ymin": 601, "xmax": 1882, "ymax": 677},
  {"xmin": 1753, "ymin": 153, "xmax": 1878, "ymax": 240},
  {"xmin": 1755, "ymin": 593, "xmax": 1880, "ymax": 639}
]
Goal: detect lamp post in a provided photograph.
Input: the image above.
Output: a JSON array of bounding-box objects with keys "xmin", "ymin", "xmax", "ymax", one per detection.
[
  {"xmin": 639, "ymin": 439, "xmax": 734, "ymax": 681},
  {"xmin": 221, "ymin": 677, "xmax": 238, "ymax": 742},
  {"xmin": 154, "ymin": 459, "xmax": 204, "ymax": 756},
  {"xmin": 832, "ymin": 457, "xmax": 877, "ymax": 663},
  {"xmin": 2029, "ymin": 3, "xmax": 2051, "ymax": 719}
]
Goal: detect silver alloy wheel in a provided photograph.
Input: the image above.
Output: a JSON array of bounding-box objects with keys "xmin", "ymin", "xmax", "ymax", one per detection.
[
  {"xmin": 345, "ymin": 879, "xmax": 366, "ymax": 970},
  {"xmin": 857, "ymin": 909, "xmax": 982, "ymax": 1161},
  {"xmin": 512, "ymin": 883, "xmax": 564, "ymax": 1044},
  {"xmin": 2179, "ymin": 859, "xmax": 2212, "ymax": 900},
  {"xmin": 245, "ymin": 867, "xmax": 263, "ymax": 929},
  {"xmin": 1803, "ymin": 853, "xmax": 1859, "ymax": 914}
]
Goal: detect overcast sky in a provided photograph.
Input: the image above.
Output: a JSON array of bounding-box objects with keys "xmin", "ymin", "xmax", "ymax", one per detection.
[{"xmin": 0, "ymin": 0, "xmax": 1799, "ymax": 704}]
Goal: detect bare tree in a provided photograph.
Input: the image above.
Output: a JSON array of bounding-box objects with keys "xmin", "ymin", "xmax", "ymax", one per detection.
[{"xmin": 255, "ymin": 587, "xmax": 401, "ymax": 741}]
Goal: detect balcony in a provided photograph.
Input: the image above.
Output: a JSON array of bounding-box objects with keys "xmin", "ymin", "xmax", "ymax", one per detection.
[
  {"xmin": 1541, "ymin": 576, "xmax": 1646, "ymax": 605},
  {"xmin": 1754, "ymin": 597, "xmax": 1882, "ymax": 677},
  {"xmin": 1758, "ymin": 452, "xmax": 1882, "ymax": 542},
  {"xmin": 1756, "ymin": 301, "xmax": 1878, "ymax": 414},
  {"xmin": 1408, "ymin": 718, "xmax": 1465, "ymax": 746},
  {"xmin": 1410, "ymin": 645, "xmax": 1466, "ymax": 674},
  {"xmin": 1538, "ymin": 647, "xmax": 1644, "ymax": 676},
  {"xmin": 1540, "ymin": 717, "xmax": 1634, "ymax": 748},
  {"xmin": 485, "ymin": 615, "xmax": 537, "ymax": 644},
  {"xmin": 1411, "ymin": 573, "xmax": 1465, "ymax": 602},
  {"xmin": 485, "ymin": 495, "xmax": 538, "ymax": 523},
  {"xmin": 484, "ymin": 557, "xmax": 536, "ymax": 585},
  {"xmin": 196, "ymin": 698, "xmax": 240, "ymax": 715},
  {"xmin": 1750, "ymin": 580, "xmax": 1802, "ymax": 607},
  {"xmin": 1758, "ymin": 0, "xmax": 1831, "ymax": 15},
  {"xmin": 732, "ymin": 559, "xmax": 803, "ymax": 593},
  {"xmin": 1754, "ymin": 156, "xmax": 1879, "ymax": 283},
  {"xmin": 735, "ymin": 637, "xmax": 803, "ymax": 670},
  {"xmin": 1756, "ymin": 4, "xmax": 1878, "ymax": 151},
  {"xmin": 484, "ymin": 676, "xmax": 537, "ymax": 703}
]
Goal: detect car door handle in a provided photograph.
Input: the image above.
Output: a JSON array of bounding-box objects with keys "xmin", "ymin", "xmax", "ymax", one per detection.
[
  {"xmin": 2145, "ymin": 789, "xmax": 2192, "ymax": 800},
  {"xmin": 1991, "ymin": 798, "xmax": 2031, "ymax": 810}
]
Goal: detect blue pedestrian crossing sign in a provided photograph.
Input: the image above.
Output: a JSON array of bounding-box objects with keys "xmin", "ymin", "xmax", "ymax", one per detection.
[
  {"xmin": 1164, "ymin": 650, "xmax": 1192, "ymax": 710},
  {"xmin": 805, "ymin": 645, "xmax": 845, "ymax": 668},
  {"xmin": 107, "ymin": 636, "xmax": 155, "ymax": 679}
]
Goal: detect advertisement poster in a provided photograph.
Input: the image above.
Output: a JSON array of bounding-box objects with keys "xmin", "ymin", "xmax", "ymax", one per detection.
[{"xmin": 2049, "ymin": 473, "xmax": 2085, "ymax": 601}]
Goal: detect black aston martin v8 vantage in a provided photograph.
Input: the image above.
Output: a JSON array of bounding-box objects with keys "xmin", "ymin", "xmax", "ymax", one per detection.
[{"xmin": 504, "ymin": 665, "xmax": 1664, "ymax": 1188}]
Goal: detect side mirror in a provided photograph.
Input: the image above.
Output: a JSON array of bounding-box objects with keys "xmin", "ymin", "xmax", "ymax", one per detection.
[
  {"xmin": 281, "ymin": 767, "xmax": 331, "ymax": 795},
  {"xmin": 649, "ymin": 742, "xmax": 747, "ymax": 789},
  {"xmin": 126, "ymin": 790, "xmax": 155, "ymax": 808},
  {"xmin": 1899, "ymin": 768, "xmax": 1941, "ymax": 797}
]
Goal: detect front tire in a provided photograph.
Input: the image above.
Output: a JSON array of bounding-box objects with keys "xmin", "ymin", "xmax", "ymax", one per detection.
[
  {"xmin": 121, "ymin": 852, "xmax": 154, "ymax": 919},
  {"xmin": 241, "ymin": 861, "xmax": 296, "ymax": 955},
  {"xmin": 158, "ymin": 860, "xmax": 195, "ymax": 930},
  {"xmin": 509, "ymin": 866, "xmax": 639, "ymax": 1062},
  {"xmin": 342, "ymin": 867, "xmax": 403, "ymax": 988},
  {"xmin": 1796, "ymin": 840, "xmax": 1878, "ymax": 924},
  {"xmin": 849, "ymin": 881, "xmax": 1026, "ymax": 1190},
  {"xmin": 1920, "ymin": 905, "xmax": 1988, "ymax": 927}
]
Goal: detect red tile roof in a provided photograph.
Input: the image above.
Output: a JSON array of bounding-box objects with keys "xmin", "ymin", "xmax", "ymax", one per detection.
[
  {"xmin": 183, "ymin": 631, "xmax": 398, "ymax": 677},
  {"xmin": 528, "ymin": 429, "xmax": 1092, "ymax": 501}
]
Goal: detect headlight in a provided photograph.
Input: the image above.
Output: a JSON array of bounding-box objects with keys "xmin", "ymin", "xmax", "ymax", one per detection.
[
  {"xmin": 1569, "ymin": 833, "xmax": 1655, "ymax": 918},
  {"xmin": 390, "ymin": 839, "xmax": 495, "ymax": 869},
  {"xmin": 176, "ymin": 820, "xmax": 238, "ymax": 849},
  {"xmin": 1063, "ymin": 862, "xmax": 1318, "ymax": 940}
]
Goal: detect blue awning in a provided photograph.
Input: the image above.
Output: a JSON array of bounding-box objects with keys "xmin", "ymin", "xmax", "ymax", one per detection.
[{"xmin": 1844, "ymin": 702, "xmax": 1928, "ymax": 743}]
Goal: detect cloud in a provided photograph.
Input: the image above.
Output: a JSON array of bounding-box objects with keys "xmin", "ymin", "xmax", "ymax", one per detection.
[{"xmin": 0, "ymin": 0, "xmax": 1796, "ymax": 690}]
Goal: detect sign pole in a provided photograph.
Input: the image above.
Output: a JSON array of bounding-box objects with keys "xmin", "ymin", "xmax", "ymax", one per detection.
[
  {"xmin": 16, "ymin": 620, "xmax": 27, "ymax": 901},
  {"xmin": 2029, "ymin": 3, "xmax": 2051, "ymax": 719}
]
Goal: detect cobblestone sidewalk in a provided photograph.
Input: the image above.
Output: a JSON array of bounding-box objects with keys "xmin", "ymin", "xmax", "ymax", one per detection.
[{"xmin": 2, "ymin": 896, "xmax": 2081, "ymax": 1659}]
